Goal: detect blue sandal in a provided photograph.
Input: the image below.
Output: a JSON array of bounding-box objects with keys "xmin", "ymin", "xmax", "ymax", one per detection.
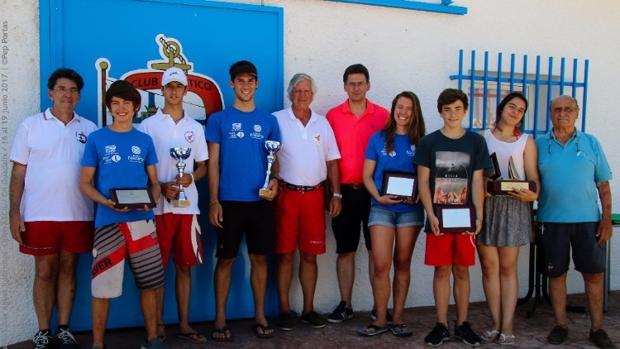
[{"xmin": 357, "ymin": 324, "xmax": 389, "ymax": 337}]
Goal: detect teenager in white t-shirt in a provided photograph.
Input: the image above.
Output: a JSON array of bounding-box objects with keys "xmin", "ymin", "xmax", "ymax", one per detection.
[{"xmin": 137, "ymin": 67, "xmax": 208, "ymax": 344}]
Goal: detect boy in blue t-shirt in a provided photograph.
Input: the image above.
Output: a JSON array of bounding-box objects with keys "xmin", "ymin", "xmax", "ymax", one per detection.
[
  {"xmin": 414, "ymin": 89, "xmax": 491, "ymax": 347},
  {"xmin": 205, "ymin": 60, "xmax": 281, "ymax": 341},
  {"xmin": 80, "ymin": 80, "xmax": 165, "ymax": 349}
]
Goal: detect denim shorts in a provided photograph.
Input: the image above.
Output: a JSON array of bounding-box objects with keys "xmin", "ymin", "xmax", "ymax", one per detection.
[{"xmin": 368, "ymin": 206, "xmax": 424, "ymax": 228}]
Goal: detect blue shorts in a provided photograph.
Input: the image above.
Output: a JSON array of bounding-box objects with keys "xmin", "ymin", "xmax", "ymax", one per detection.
[{"xmin": 368, "ymin": 206, "xmax": 424, "ymax": 228}]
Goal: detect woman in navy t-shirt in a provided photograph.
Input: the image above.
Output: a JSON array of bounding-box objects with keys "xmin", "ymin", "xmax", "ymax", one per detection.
[{"xmin": 358, "ymin": 91, "xmax": 425, "ymax": 337}]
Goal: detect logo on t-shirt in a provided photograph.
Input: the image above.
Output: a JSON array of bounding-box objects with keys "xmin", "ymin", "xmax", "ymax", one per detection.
[
  {"xmin": 407, "ymin": 145, "xmax": 415, "ymax": 157},
  {"xmin": 184, "ymin": 131, "xmax": 194, "ymax": 143},
  {"xmin": 250, "ymin": 123, "xmax": 264, "ymax": 140},
  {"xmin": 381, "ymin": 148, "xmax": 397, "ymax": 157},
  {"xmin": 313, "ymin": 133, "xmax": 321, "ymax": 144},
  {"xmin": 228, "ymin": 123, "xmax": 245, "ymax": 139},
  {"xmin": 131, "ymin": 146, "xmax": 141, "ymax": 155},
  {"xmin": 76, "ymin": 131, "xmax": 87, "ymax": 144},
  {"xmin": 111, "ymin": 154, "xmax": 121, "ymax": 163},
  {"xmin": 128, "ymin": 145, "xmax": 145, "ymax": 163},
  {"xmin": 434, "ymin": 151, "xmax": 470, "ymax": 205},
  {"xmin": 105, "ymin": 145, "xmax": 117, "ymax": 154},
  {"xmin": 254, "ymin": 124, "xmax": 262, "ymax": 132}
]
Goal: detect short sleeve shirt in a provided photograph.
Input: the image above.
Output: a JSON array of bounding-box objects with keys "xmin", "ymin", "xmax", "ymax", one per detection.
[
  {"xmin": 536, "ymin": 130, "xmax": 612, "ymax": 223},
  {"xmin": 273, "ymin": 108, "xmax": 340, "ymax": 186},
  {"xmin": 81, "ymin": 127, "xmax": 158, "ymax": 228},
  {"xmin": 137, "ymin": 110, "xmax": 209, "ymax": 215},
  {"xmin": 413, "ymin": 130, "xmax": 491, "ymax": 206},
  {"xmin": 327, "ymin": 99, "xmax": 388, "ymax": 184},
  {"xmin": 365, "ymin": 131, "xmax": 421, "ymax": 213},
  {"xmin": 205, "ymin": 107, "xmax": 281, "ymax": 202},
  {"xmin": 10, "ymin": 108, "xmax": 98, "ymax": 221}
]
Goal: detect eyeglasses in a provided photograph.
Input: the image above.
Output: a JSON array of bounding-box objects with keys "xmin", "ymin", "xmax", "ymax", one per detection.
[
  {"xmin": 53, "ymin": 86, "xmax": 80, "ymax": 94},
  {"xmin": 551, "ymin": 106, "xmax": 578, "ymax": 114}
]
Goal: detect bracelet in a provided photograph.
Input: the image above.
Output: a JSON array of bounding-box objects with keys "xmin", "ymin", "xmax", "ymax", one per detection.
[{"xmin": 332, "ymin": 192, "xmax": 343, "ymax": 199}]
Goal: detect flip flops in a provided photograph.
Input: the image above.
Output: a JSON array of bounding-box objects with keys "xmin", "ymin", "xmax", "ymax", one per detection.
[
  {"xmin": 357, "ymin": 324, "xmax": 389, "ymax": 337},
  {"xmin": 253, "ymin": 323, "xmax": 275, "ymax": 339},
  {"xmin": 176, "ymin": 332, "xmax": 207, "ymax": 344},
  {"xmin": 389, "ymin": 323, "xmax": 413, "ymax": 337},
  {"xmin": 210, "ymin": 326, "xmax": 233, "ymax": 342}
]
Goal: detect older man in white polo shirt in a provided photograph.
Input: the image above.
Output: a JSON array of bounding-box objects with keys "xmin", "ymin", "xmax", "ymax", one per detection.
[
  {"xmin": 137, "ymin": 67, "xmax": 209, "ymax": 344},
  {"xmin": 273, "ymin": 73, "xmax": 342, "ymax": 331},
  {"xmin": 9, "ymin": 68, "xmax": 97, "ymax": 349}
]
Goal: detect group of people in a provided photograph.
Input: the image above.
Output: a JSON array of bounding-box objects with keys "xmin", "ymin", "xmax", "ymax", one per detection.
[{"xmin": 8, "ymin": 60, "xmax": 614, "ymax": 349}]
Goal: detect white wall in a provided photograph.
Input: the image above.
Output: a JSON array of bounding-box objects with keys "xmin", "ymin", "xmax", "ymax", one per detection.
[{"xmin": 2, "ymin": 0, "xmax": 619, "ymax": 345}]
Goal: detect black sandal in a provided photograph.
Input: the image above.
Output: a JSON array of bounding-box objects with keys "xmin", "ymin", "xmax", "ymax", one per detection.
[
  {"xmin": 211, "ymin": 326, "xmax": 233, "ymax": 342},
  {"xmin": 253, "ymin": 323, "xmax": 275, "ymax": 339}
]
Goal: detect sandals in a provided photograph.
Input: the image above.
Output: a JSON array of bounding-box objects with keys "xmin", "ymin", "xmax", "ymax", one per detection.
[
  {"xmin": 211, "ymin": 326, "xmax": 233, "ymax": 342},
  {"xmin": 176, "ymin": 332, "xmax": 207, "ymax": 344},
  {"xmin": 253, "ymin": 323, "xmax": 275, "ymax": 339},
  {"xmin": 389, "ymin": 323, "xmax": 413, "ymax": 337},
  {"xmin": 357, "ymin": 324, "xmax": 389, "ymax": 337}
]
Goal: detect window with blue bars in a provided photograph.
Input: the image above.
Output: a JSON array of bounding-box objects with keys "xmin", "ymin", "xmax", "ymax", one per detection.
[
  {"xmin": 328, "ymin": 0, "xmax": 467, "ymax": 15},
  {"xmin": 449, "ymin": 49, "xmax": 590, "ymax": 137}
]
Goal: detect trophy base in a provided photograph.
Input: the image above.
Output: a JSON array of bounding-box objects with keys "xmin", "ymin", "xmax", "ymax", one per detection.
[
  {"xmin": 258, "ymin": 188, "xmax": 272, "ymax": 199},
  {"xmin": 172, "ymin": 199, "xmax": 191, "ymax": 208}
]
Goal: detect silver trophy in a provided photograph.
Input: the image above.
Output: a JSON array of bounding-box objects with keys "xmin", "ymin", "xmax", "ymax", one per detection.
[
  {"xmin": 169, "ymin": 147, "xmax": 192, "ymax": 208},
  {"xmin": 258, "ymin": 140, "xmax": 281, "ymax": 198}
]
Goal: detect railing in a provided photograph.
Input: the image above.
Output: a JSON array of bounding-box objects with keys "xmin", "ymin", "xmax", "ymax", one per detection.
[{"xmin": 449, "ymin": 49, "xmax": 589, "ymax": 136}]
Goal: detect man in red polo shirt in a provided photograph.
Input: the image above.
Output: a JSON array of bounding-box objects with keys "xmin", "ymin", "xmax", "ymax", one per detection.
[{"xmin": 326, "ymin": 64, "xmax": 389, "ymax": 323}]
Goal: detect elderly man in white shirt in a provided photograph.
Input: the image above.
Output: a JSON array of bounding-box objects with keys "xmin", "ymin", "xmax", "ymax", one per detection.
[{"xmin": 272, "ymin": 73, "xmax": 342, "ymax": 330}]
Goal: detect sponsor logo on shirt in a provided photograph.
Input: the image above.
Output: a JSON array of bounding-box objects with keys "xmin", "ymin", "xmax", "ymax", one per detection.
[
  {"xmin": 250, "ymin": 123, "xmax": 264, "ymax": 140},
  {"xmin": 184, "ymin": 131, "xmax": 194, "ymax": 143},
  {"xmin": 381, "ymin": 148, "xmax": 397, "ymax": 157},
  {"xmin": 105, "ymin": 145, "xmax": 117, "ymax": 154},
  {"xmin": 407, "ymin": 145, "xmax": 415, "ymax": 157},
  {"xmin": 76, "ymin": 131, "xmax": 87, "ymax": 144},
  {"xmin": 228, "ymin": 123, "xmax": 245, "ymax": 139},
  {"xmin": 111, "ymin": 154, "xmax": 121, "ymax": 163},
  {"xmin": 313, "ymin": 133, "xmax": 321, "ymax": 144},
  {"xmin": 128, "ymin": 145, "xmax": 145, "ymax": 163},
  {"xmin": 131, "ymin": 146, "xmax": 141, "ymax": 155}
]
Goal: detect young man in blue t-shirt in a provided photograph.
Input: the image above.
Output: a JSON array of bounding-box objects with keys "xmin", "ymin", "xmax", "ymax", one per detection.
[
  {"xmin": 205, "ymin": 60, "xmax": 281, "ymax": 341},
  {"xmin": 80, "ymin": 80, "xmax": 164, "ymax": 349},
  {"xmin": 414, "ymin": 89, "xmax": 491, "ymax": 347}
]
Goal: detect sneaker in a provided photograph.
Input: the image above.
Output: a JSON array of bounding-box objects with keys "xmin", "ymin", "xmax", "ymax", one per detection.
[
  {"xmin": 327, "ymin": 301, "xmax": 353, "ymax": 323},
  {"xmin": 33, "ymin": 330, "xmax": 54, "ymax": 349},
  {"xmin": 498, "ymin": 333, "xmax": 516, "ymax": 346},
  {"xmin": 370, "ymin": 308, "xmax": 393, "ymax": 322},
  {"xmin": 277, "ymin": 310, "xmax": 298, "ymax": 331},
  {"xmin": 56, "ymin": 327, "xmax": 80, "ymax": 349},
  {"xmin": 547, "ymin": 325, "xmax": 568, "ymax": 345},
  {"xmin": 454, "ymin": 321, "xmax": 482, "ymax": 347},
  {"xmin": 589, "ymin": 329, "xmax": 616, "ymax": 349},
  {"xmin": 480, "ymin": 328, "xmax": 500, "ymax": 343},
  {"xmin": 424, "ymin": 323, "xmax": 450, "ymax": 347},
  {"xmin": 300, "ymin": 311, "xmax": 327, "ymax": 329},
  {"xmin": 140, "ymin": 337, "xmax": 164, "ymax": 349}
]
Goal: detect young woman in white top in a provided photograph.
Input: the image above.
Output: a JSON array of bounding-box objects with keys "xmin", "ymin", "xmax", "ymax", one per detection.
[{"xmin": 478, "ymin": 91, "xmax": 540, "ymax": 345}]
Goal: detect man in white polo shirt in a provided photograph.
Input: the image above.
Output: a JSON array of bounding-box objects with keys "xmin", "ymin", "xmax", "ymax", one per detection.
[
  {"xmin": 273, "ymin": 73, "xmax": 342, "ymax": 331},
  {"xmin": 9, "ymin": 68, "xmax": 97, "ymax": 349},
  {"xmin": 138, "ymin": 67, "xmax": 208, "ymax": 344}
]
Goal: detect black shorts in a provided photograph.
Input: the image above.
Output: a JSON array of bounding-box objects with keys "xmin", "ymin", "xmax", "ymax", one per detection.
[
  {"xmin": 331, "ymin": 184, "xmax": 371, "ymax": 253},
  {"xmin": 216, "ymin": 201, "xmax": 275, "ymax": 259},
  {"xmin": 537, "ymin": 222, "xmax": 605, "ymax": 278}
]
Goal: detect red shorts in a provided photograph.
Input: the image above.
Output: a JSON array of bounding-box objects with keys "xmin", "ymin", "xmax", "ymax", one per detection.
[
  {"xmin": 20, "ymin": 221, "xmax": 94, "ymax": 256},
  {"xmin": 155, "ymin": 213, "xmax": 203, "ymax": 266},
  {"xmin": 275, "ymin": 185, "xmax": 326, "ymax": 255},
  {"xmin": 425, "ymin": 233, "xmax": 477, "ymax": 266}
]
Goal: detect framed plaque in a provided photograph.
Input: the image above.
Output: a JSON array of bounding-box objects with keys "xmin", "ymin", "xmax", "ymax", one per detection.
[
  {"xmin": 487, "ymin": 180, "xmax": 537, "ymax": 195},
  {"xmin": 109, "ymin": 188, "xmax": 156, "ymax": 209},
  {"xmin": 381, "ymin": 171, "xmax": 417, "ymax": 199},
  {"xmin": 433, "ymin": 204, "xmax": 475, "ymax": 233}
]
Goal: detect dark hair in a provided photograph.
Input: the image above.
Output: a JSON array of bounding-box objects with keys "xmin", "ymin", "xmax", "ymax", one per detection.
[
  {"xmin": 437, "ymin": 88, "xmax": 468, "ymax": 113},
  {"xmin": 342, "ymin": 63, "xmax": 369, "ymax": 83},
  {"xmin": 47, "ymin": 68, "xmax": 84, "ymax": 91},
  {"xmin": 495, "ymin": 91, "xmax": 528, "ymax": 136},
  {"xmin": 382, "ymin": 91, "xmax": 426, "ymax": 153},
  {"xmin": 105, "ymin": 80, "xmax": 141, "ymax": 111},
  {"xmin": 229, "ymin": 60, "xmax": 258, "ymax": 81}
]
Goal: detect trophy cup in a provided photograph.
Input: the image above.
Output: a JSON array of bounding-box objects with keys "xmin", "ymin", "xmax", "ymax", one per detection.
[
  {"xmin": 258, "ymin": 140, "xmax": 281, "ymax": 198},
  {"xmin": 169, "ymin": 147, "xmax": 192, "ymax": 207}
]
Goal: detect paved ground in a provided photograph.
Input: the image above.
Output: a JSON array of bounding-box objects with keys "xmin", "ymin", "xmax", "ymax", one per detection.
[{"xmin": 9, "ymin": 291, "xmax": 619, "ymax": 348}]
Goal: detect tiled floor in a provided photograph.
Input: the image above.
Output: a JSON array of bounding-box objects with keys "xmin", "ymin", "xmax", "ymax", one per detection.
[{"xmin": 9, "ymin": 292, "xmax": 619, "ymax": 348}]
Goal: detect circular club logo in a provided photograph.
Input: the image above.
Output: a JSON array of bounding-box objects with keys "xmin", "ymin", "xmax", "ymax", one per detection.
[
  {"xmin": 254, "ymin": 124, "xmax": 262, "ymax": 132},
  {"xmin": 131, "ymin": 146, "xmax": 141, "ymax": 155}
]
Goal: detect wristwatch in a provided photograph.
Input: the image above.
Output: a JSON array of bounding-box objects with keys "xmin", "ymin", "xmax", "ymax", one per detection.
[{"xmin": 333, "ymin": 192, "xmax": 343, "ymax": 199}]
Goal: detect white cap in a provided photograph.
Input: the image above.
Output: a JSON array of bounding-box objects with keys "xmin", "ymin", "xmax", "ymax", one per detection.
[{"xmin": 161, "ymin": 67, "xmax": 188, "ymax": 86}]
